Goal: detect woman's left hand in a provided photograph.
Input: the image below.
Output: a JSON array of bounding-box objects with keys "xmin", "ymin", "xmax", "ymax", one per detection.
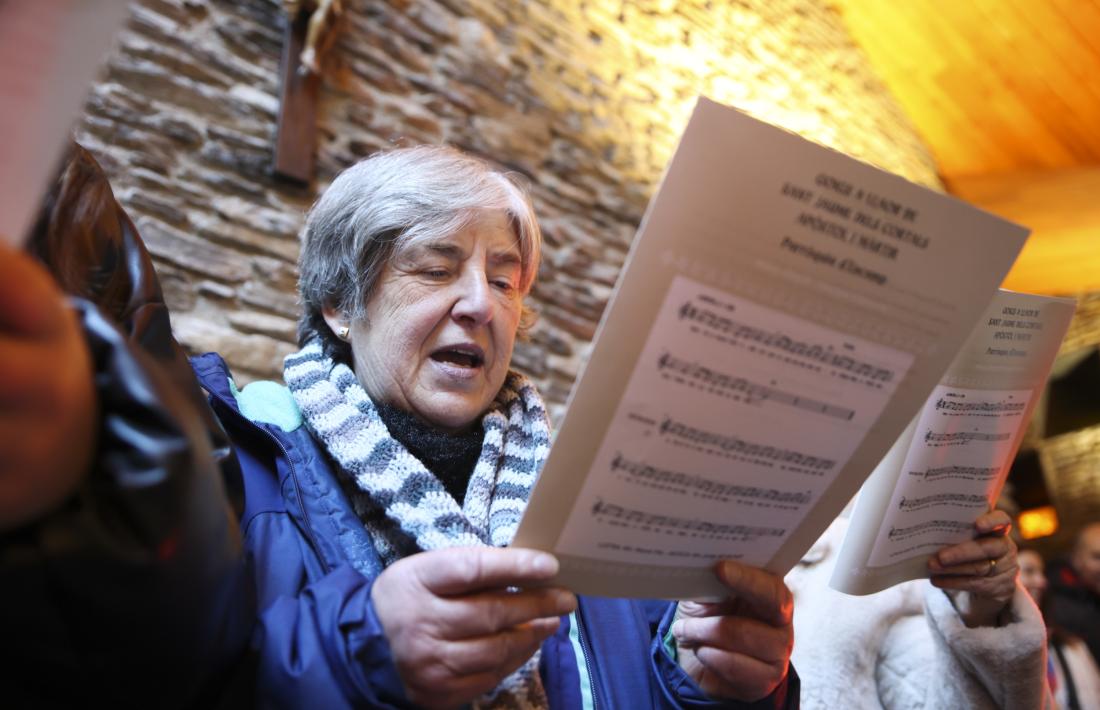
[
  {"xmin": 672, "ymin": 560, "xmax": 793, "ymax": 701},
  {"xmin": 927, "ymin": 509, "xmax": 1019, "ymax": 626}
]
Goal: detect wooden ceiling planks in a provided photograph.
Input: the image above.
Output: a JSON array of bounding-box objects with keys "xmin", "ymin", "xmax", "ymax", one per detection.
[
  {"xmin": 833, "ymin": 0, "xmax": 1100, "ymax": 295},
  {"xmin": 948, "ymin": 166, "xmax": 1100, "ymax": 294},
  {"xmin": 833, "ymin": 0, "xmax": 1100, "ymax": 177}
]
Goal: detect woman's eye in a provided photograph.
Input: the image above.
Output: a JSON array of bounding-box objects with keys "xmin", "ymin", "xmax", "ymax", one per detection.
[
  {"xmin": 424, "ymin": 269, "xmax": 450, "ymax": 279},
  {"xmin": 492, "ymin": 279, "xmax": 516, "ymax": 291}
]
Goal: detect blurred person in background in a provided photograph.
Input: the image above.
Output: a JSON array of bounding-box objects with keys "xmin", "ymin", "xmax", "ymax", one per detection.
[
  {"xmin": 1046, "ymin": 522, "xmax": 1100, "ymax": 665},
  {"xmin": 1020, "ymin": 546, "xmax": 1100, "ymax": 710},
  {"xmin": 786, "ymin": 508, "xmax": 1052, "ymax": 709}
]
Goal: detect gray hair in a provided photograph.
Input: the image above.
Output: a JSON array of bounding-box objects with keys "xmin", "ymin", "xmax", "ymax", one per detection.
[{"xmin": 297, "ymin": 145, "xmax": 542, "ymax": 363}]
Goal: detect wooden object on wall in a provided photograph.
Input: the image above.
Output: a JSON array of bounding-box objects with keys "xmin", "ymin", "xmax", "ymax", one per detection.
[{"xmin": 274, "ymin": 10, "xmax": 319, "ymax": 184}]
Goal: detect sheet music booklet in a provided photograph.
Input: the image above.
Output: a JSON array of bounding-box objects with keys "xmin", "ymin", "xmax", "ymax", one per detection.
[{"xmin": 513, "ymin": 97, "xmax": 1074, "ymax": 599}]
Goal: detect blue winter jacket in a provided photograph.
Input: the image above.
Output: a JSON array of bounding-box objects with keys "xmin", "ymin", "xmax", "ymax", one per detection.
[{"xmin": 193, "ymin": 353, "xmax": 798, "ymax": 709}]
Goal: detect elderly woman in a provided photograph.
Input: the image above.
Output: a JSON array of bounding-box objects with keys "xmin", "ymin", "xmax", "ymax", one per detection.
[
  {"xmin": 191, "ymin": 145, "xmax": 797, "ymax": 708},
  {"xmin": 785, "ymin": 508, "xmax": 1052, "ymax": 709}
]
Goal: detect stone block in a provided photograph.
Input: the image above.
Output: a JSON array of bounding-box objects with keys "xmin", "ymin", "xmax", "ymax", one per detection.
[
  {"xmin": 193, "ymin": 214, "xmax": 299, "ymax": 263},
  {"xmin": 239, "ymin": 281, "xmax": 302, "ymax": 321},
  {"xmin": 122, "ymin": 190, "xmax": 190, "ymax": 227},
  {"xmin": 406, "ymin": 0, "xmax": 458, "ymax": 38},
  {"xmin": 228, "ymin": 85, "xmax": 279, "ymax": 118},
  {"xmin": 135, "ymin": 215, "xmax": 251, "ymax": 284},
  {"xmin": 173, "ymin": 313, "xmax": 295, "ymax": 380},
  {"xmin": 228, "ymin": 310, "xmax": 299, "ymax": 342},
  {"xmin": 106, "ymin": 54, "xmax": 236, "ymax": 120}
]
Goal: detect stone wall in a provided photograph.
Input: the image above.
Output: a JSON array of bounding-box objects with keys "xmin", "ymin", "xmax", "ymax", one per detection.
[{"xmin": 75, "ymin": 0, "xmax": 941, "ymax": 422}]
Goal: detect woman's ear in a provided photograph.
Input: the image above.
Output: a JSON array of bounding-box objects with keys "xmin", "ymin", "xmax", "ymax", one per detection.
[{"xmin": 321, "ymin": 303, "xmax": 351, "ymax": 341}]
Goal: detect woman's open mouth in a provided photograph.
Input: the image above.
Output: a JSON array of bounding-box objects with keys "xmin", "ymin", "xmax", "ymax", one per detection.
[{"xmin": 430, "ymin": 344, "xmax": 485, "ymax": 369}]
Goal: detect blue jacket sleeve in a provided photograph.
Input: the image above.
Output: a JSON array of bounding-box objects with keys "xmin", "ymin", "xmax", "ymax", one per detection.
[
  {"xmin": 253, "ymin": 564, "xmax": 415, "ymax": 710},
  {"xmin": 650, "ymin": 602, "xmax": 800, "ymax": 710}
]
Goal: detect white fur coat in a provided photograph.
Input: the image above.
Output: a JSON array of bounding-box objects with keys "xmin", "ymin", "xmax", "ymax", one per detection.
[{"xmin": 786, "ymin": 520, "xmax": 1053, "ymax": 709}]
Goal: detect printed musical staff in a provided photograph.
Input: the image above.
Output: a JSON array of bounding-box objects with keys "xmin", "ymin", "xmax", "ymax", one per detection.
[
  {"xmin": 887, "ymin": 519, "xmax": 973, "ymax": 541},
  {"xmin": 656, "ymin": 352, "xmax": 854, "ymax": 421},
  {"xmin": 923, "ymin": 430, "xmax": 1011, "ymax": 446},
  {"xmin": 898, "ymin": 493, "xmax": 988, "ymax": 512},
  {"xmin": 659, "ymin": 417, "xmax": 836, "ymax": 471},
  {"xmin": 678, "ymin": 300, "xmax": 895, "ymax": 383},
  {"xmin": 916, "ymin": 465, "xmax": 1000, "ymax": 482},
  {"xmin": 611, "ymin": 453, "xmax": 813, "ymax": 506},
  {"xmin": 934, "ymin": 398, "xmax": 1026, "ymax": 415},
  {"xmin": 591, "ymin": 499, "xmax": 786, "ymax": 541}
]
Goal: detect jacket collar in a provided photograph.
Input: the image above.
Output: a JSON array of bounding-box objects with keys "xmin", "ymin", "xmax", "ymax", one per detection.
[{"xmin": 190, "ymin": 352, "xmax": 385, "ymax": 580}]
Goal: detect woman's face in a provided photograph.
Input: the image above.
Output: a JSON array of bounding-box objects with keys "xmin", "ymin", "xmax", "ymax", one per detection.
[
  {"xmin": 333, "ymin": 210, "xmax": 524, "ymax": 433},
  {"xmin": 1018, "ymin": 549, "xmax": 1047, "ymax": 603}
]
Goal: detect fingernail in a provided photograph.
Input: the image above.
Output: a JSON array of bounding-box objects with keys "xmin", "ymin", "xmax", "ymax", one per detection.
[
  {"xmin": 717, "ymin": 559, "xmax": 740, "ymax": 582},
  {"xmin": 531, "ymin": 553, "xmax": 559, "ymax": 576},
  {"xmin": 671, "ymin": 620, "xmax": 684, "ymax": 639},
  {"xmin": 554, "ymin": 589, "xmax": 577, "ymax": 611},
  {"xmin": 533, "ymin": 616, "xmax": 561, "ymax": 636}
]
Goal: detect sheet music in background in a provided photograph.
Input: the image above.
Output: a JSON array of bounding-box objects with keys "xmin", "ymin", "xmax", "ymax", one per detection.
[
  {"xmin": 831, "ymin": 289, "xmax": 1076, "ymax": 595},
  {"xmin": 513, "ymin": 97, "xmax": 1030, "ymax": 600},
  {"xmin": 0, "ymin": 0, "xmax": 130, "ymax": 247}
]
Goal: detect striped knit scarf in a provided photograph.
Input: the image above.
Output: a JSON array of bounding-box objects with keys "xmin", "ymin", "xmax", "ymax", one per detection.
[{"xmin": 284, "ymin": 340, "xmax": 552, "ymax": 709}]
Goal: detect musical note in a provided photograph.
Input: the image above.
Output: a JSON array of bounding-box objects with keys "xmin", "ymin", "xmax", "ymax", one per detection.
[
  {"xmin": 610, "ymin": 453, "xmax": 813, "ymax": 505},
  {"xmin": 656, "ymin": 352, "xmax": 855, "ymax": 421},
  {"xmin": 923, "ymin": 430, "xmax": 1011, "ymax": 446},
  {"xmin": 898, "ymin": 493, "xmax": 988, "ymax": 512},
  {"xmin": 917, "ymin": 465, "xmax": 999, "ymax": 482},
  {"xmin": 887, "ymin": 519, "xmax": 973, "ymax": 541},
  {"xmin": 934, "ymin": 398, "xmax": 1026, "ymax": 415},
  {"xmin": 678, "ymin": 301, "xmax": 895, "ymax": 383},
  {"xmin": 591, "ymin": 499, "xmax": 786, "ymax": 540},
  {"xmin": 658, "ymin": 417, "xmax": 836, "ymax": 471}
]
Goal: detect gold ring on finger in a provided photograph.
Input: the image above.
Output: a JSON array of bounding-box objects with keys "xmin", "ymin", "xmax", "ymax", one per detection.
[{"xmin": 987, "ymin": 558, "xmax": 997, "ymax": 576}]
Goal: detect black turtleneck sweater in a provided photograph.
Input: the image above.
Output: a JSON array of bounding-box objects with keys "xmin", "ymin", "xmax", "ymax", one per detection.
[{"xmin": 375, "ymin": 403, "xmax": 485, "ymax": 503}]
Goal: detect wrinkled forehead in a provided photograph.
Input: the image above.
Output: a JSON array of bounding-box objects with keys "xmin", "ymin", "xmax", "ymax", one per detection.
[{"xmin": 395, "ymin": 210, "xmax": 525, "ymax": 266}]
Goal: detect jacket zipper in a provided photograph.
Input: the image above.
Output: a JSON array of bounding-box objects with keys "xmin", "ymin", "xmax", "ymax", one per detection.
[{"xmin": 575, "ymin": 604, "xmax": 600, "ymax": 710}]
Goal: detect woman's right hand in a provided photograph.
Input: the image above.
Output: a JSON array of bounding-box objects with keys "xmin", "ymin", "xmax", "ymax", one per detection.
[{"xmin": 370, "ymin": 546, "xmax": 577, "ymax": 709}]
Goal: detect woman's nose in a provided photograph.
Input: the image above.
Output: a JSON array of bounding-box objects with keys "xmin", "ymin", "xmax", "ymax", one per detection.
[{"xmin": 451, "ymin": 270, "xmax": 493, "ymax": 325}]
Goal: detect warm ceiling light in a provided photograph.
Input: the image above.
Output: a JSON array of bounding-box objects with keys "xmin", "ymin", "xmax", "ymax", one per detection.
[{"xmin": 1018, "ymin": 505, "xmax": 1059, "ymax": 540}]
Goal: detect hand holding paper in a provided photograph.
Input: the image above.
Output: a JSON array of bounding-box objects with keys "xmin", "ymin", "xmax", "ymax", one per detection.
[
  {"xmin": 927, "ymin": 509, "xmax": 1020, "ymax": 627},
  {"xmin": 832, "ymin": 289, "xmax": 1075, "ymax": 595},
  {"xmin": 370, "ymin": 547, "xmax": 577, "ymax": 709},
  {"xmin": 672, "ymin": 561, "xmax": 794, "ymax": 701}
]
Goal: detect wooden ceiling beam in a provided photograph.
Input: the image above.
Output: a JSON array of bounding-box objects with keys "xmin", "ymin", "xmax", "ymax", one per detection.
[
  {"xmin": 834, "ymin": 0, "xmax": 1100, "ymax": 178},
  {"xmin": 947, "ymin": 166, "xmax": 1100, "ymax": 295}
]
